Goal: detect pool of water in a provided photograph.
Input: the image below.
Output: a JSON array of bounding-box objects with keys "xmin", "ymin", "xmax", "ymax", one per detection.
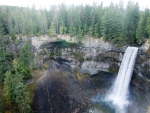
[{"xmin": 89, "ymin": 94, "xmax": 120, "ymax": 113}]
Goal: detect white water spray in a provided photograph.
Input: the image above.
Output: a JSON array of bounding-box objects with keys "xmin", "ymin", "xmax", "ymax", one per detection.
[{"xmin": 106, "ymin": 47, "xmax": 138, "ymax": 112}]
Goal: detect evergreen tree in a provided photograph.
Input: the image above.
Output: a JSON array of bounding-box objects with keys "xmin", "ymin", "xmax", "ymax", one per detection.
[
  {"xmin": 89, "ymin": 26, "xmax": 93, "ymax": 36},
  {"xmin": 3, "ymin": 59, "xmax": 24, "ymax": 103},
  {"xmin": 18, "ymin": 40, "xmax": 34, "ymax": 68},
  {"xmin": 146, "ymin": 13, "xmax": 150, "ymax": 38},
  {"xmin": 58, "ymin": 3, "xmax": 67, "ymax": 34},
  {"xmin": 3, "ymin": 71, "xmax": 14, "ymax": 104},
  {"xmin": 67, "ymin": 5, "xmax": 75, "ymax": 35},
  {"xmin": 123, "ymin": 2, "xmax": 140, "ymax": 44},
  {"xmin": 14, "ymin": 82, "xmax": 31, "ymax": 113},
  {"xmin": 136, "ymin": 9, "xmax": 149, "ymax": 44},
  {"xmin": 27, "ymin": 18, "xmax": 35, "ymax": 35},
  {"xmin": 37, "ymin": 10, "xmax": 48, "ymax": 35},
  {"xmin": 0, "ymin": 36, "xmax": 12, "ymax": 83},
  {"xmin": 4, "ymin": 59, "xmax": 32, "ymax": 112},
  {"xmin": 101, "ymin": 4, "xmax": 122, "ymax": 42},
  {"xmin": 48, "ymin": 20, "xmax": 56, "ymax": 36}
]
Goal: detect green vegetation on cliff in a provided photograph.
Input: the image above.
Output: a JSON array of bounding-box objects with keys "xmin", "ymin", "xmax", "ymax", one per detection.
[
  {"xmin": 3, "ymin": 60, "xmax": 32, "ymax": 113},
  {"xmin": 0, "ymin": 34, "xmax": 34, "ymax": 112}
]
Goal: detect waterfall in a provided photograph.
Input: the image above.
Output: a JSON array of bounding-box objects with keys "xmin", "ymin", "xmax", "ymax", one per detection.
[{"xmin": 106, "ymin": 47, "xmax": 138, "ymax": 111}]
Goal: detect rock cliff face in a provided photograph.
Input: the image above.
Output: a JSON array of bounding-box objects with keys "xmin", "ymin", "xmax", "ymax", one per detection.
[
  {"xmin": 38, "ymin": 39, "xmax": 118, "ymax": 75},
  {"xmin": 82, "ymin": 36, "xmax": 114, "ymax": 49},
  {"xmin": 31, "ymin": 36, "xmax": 57, "ymax": 50},
  {"xmin": 28, "ymin": 35, "xmax": 150, "ymax": 113},
  {"xmin": 81, "ymin": 61, "xmax": 109, "ymax": 75},
  {"xmin": 141, "ymin": 40, "xmax": 150, "ymax": 52},
  {"xmin": 20, "ymin": 34, "xmax": 150, "ymax": 79},
  {"xmin": 30, "ymin": 35, "xmax": 115, "ymax": 51}
]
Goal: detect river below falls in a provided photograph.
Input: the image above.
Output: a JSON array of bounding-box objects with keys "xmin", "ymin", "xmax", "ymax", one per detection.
[{"xmin": 87, "ymin": 73, "xmax": 150, "ymax": 113}]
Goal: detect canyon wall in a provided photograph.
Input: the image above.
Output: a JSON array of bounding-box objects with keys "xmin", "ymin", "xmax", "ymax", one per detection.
[{"xmin": 17, "ymin": 35, "xmax": 150, "ymax": 78}]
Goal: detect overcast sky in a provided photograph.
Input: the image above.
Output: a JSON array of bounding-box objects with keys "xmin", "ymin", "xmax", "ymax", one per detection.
[{"xmin": 0, "ymin": 0, "xmax": 149, "ymax": 10}]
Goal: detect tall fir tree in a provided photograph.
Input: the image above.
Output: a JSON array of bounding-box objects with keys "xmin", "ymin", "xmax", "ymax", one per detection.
[
  {"xmin": 146, "ymin": 12, "xmax": 150, "ymax": 38},
  {"xmin": 0, "ymin": 36, "xmax": 12, "ymax": 83},
  {"xmin": 101, "ymin": 3, "xmax": 122, "ymax": 42},
  {"xmin": 4, "ymin": 59, "xmax": 32, "ymax": 112},
  {"xmin": 18, "ymin": 40, "xmax": 34, "ymax": 68},
  {"xmin": 123, "ymin": 2, "xmax": 140, "ymax": 44},
  {"xmin": 136, "ymin": 9, "xmax": 150, "ymax": 44}
]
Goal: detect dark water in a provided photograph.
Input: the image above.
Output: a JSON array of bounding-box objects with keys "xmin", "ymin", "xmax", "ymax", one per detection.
[
  {"xmin": 90, "ymin": 94, "xmax": 116, "ymax": 113},
  {"xmin": 87, "ymin": 72, "xmax": 117, "ymax": 113}
]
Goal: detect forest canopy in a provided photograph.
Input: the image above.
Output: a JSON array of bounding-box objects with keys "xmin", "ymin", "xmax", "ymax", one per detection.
[{"xmin": 0, "ymin": 1, "xmax": 150, "ymax": 44}]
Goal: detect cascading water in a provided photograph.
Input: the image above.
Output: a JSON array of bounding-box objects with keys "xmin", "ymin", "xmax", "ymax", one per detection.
[{"xmin": 106, "ymin": 47, "xmax": 138, "ymax": 112}]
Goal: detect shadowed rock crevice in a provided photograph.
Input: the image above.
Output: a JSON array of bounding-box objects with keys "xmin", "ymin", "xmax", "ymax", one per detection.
[{"xmin": 32, "ymin": 61, "xmax": 89, "ymax": 113}]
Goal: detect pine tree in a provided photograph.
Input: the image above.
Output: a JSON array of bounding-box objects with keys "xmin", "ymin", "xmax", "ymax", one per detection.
[
  {"xmin": 89, "ymin": 26, "xmax": 93, "ymax": 36},
  {"xmin": 58, "ymin": 3, "xmax": 67, "ymax": 34},
  {"xmin": 3, "ymin": 71, "xmax": 15, "ymax": 103},
  {"xmin": 4, "ymin": 59, "xmax": 32, "ymax": 112},
  {"xmin": 0, "ymin": 36, "xmax": 12, "ymax": 83},
  {"xmin": 136, "ymin": 9, "xmax": 149, "ymax": 44},
  {"xmin": 48, "ymin": 20, "xmax": 56, "ymax": 36},
  {"xmin": 101, "ymin": 4, "xmax": 122, "ymax": 42},
  {"xmin": 123, "ymin": 2, "xmax": 140, "ymax": 44},
  {"xmin": 146, "ymin": 13, "xmax": 150, "ymax": 38},
  {"xmin": 18, "ymin": 41, "xmax": 34, "ymax": 68},
  {"xmin": 94, "ymin": 23, "xmax": 99, "ymax": 38},
  {"xmin": 14, "ymin": 82, "xmax": 31, "ymax": 113}
]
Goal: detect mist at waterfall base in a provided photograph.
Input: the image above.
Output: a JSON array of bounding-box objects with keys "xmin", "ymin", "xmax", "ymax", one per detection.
[{"xmin": 90, "ymin": 47, "xmax": 138, "ymax": 113}]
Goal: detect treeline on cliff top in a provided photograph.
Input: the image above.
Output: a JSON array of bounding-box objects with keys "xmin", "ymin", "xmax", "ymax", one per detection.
[{"xmin": 0, "ymin": 1, "xmax": 150, "ymax": 45}]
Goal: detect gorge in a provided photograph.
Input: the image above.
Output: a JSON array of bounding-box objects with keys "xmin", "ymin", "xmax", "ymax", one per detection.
[
  {"xmin": 27, "ymin": 35, "xmax": 150, "ymax": 113},
  {"xmin": 0, "ymin": 34, "xmax": 150, "ymax": 113}
]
